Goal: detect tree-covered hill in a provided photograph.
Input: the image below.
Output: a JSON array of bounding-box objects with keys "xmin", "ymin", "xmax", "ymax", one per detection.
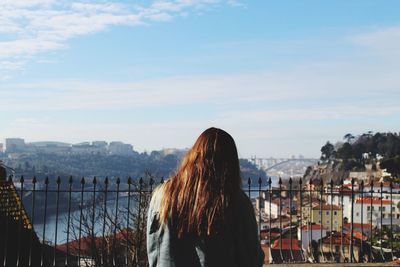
[
  {"xmin": 0, "ymin": 150, "xmax": 266, "ymax": 184},
  {"xmin": 319, "ymin": 132, "xmax": 400, "ymax": 177}
]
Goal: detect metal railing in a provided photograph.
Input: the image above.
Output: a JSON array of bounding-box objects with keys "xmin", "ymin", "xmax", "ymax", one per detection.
[{"xmin": 1, "ymin": 175, "xmax": 400, "ymax": 266}]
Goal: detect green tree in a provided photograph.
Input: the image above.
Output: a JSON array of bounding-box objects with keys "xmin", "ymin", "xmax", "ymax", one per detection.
[
  {"xmin": 336, "ymin": 142, "xmax": 353, "ymax": 160},
  {"xmin": 320, "ymin": 141, "xmax": 335, "ymax": 161},
  {"xmin": 343, "ymin": 133, "xmax": 355, "ymax": 143}
]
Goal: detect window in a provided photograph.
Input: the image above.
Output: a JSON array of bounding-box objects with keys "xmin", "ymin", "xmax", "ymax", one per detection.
[
  {"xmin": 382, "ymin": 207, "xmax": 386, "ymax": 212},
  {"xmin": 326, "ymin": 211, "xmax": 329, "ymax": 215},
  {"xmin": 327, "ymin": 220, "xmax": 330, "ymax": 224},
  {"xmin": 356, "ymin": 212, "xmax": 359, "ymax": 217},
  {"xmin": 334, "ymin": 211, "xmax": 337, "ymax": 215},
  {"xmin": 334, "ymin": 221, "xmax": 338, "ymax": 224},
  {"xmin": 367, "ymin": 207, "xmax": 370, "ymax": 211}
]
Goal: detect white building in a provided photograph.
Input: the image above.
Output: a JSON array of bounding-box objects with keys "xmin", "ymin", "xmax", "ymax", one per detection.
[
  {"xmin": 353, "ymin": 197, "xmax": 393, "ymax": 227},
  {"xmin": 298, "ymin": 224, "xmax": 328, "ymax": 260},
  {"xmin": 109, "ymin": 141, "xmax": 133, "ymax": 155},
  {"xmin": 5, "ymin": 138, "xmax": 26, "ymax": 152},
  {"xmin": 264, "ymin": 199, "xmax": 279, "ymax": 219}
]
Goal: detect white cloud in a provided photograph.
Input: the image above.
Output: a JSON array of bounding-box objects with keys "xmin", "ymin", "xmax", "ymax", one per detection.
[
  {"xmin": 350, "ymin": 26, "xmax": 400, "ymax": 58},
  {"xmin": 0, "ymin": 0, "xmax": 232, "ymax": 77}
]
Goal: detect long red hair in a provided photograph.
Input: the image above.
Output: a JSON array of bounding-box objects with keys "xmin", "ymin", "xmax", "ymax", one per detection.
[{"xmin": 159, "ymin": 127, "xmax": 242, "ymax": 237}]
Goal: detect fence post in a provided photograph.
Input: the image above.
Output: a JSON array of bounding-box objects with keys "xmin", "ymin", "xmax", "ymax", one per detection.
[
  {"xmin": 66, "ymin": 176, "xmax": 73, "ymax": 266},
  {"xmin": 28, "ymin": 176, "xmax": 37, "ymax": 266},
  {"xmin": 16, "ymin": 176, "xmax": 24, "ymax": 267},
  {"xmin": 78, "ymin": 177, "xmax": 85, "ymax": 267},
  {"xmin": 53, "ymin": 176, "xmax": 61, "ymax": 267},
  {"xmin": 126, "ymin": 177, "xmax": 132, "ymax": 266},
  {"xmin": 41, "ymin": 177, "xmax": 49, "ymax": 267}
]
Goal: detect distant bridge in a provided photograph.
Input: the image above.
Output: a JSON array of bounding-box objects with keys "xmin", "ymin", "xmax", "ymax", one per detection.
[{"xmin": 244, "ymin": 157, "xmax": 318, "ymax": 171}]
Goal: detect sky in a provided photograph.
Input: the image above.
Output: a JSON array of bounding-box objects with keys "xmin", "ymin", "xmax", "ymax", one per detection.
[{"xmin": 0, "ymin": 0, "xmax": 400, "ymax": 158}]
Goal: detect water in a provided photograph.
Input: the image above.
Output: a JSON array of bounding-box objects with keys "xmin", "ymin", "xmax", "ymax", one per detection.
[{"xmin": 33, "ymin": 196, "xmax": 137, "ymax": 244}]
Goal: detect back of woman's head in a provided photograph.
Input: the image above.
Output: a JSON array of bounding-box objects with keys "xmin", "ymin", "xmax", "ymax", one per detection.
[{"xmin": 159, "ymin": 127, "xmax": 242, "ymax": 237}]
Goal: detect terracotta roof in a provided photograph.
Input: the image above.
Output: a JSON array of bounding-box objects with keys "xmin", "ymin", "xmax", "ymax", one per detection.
[
  {"xmin": 312, "ymin": 204, "xmax": 341, "ymax": 210},
  {"xmin": 343, "ymin": 223, "xmax": 373, "ymax": 229},
  {"xmin": 321, "ymin": 232, "xmax": 350, "ymax": 245},
  {"xmin": 58, "ymin": 228, "xmax": 134, "ymax": 256},
  {"xmin": 355, "ymin": 197, "xmax": 392, "ymax": 205},
  {"xmin": 271, "ymin": 239, "xmax": 301, "ymax": 250},
  {"xmin": 321, "ymin": 231, "xmax": 363, "ymax": 245},
  {"xmin": 300, "ymin": 224, "xmax": 327, "ymax": 230}
]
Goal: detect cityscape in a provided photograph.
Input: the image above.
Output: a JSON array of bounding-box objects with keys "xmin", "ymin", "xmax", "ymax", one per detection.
[{"xmin": 1, "ymin": 0, "xmax": 400, "ymax": 266}]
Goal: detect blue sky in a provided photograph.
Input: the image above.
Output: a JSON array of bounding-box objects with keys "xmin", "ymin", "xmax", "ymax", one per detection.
[{"xmin": 1, "ymin": 0, "xmax": 400, "ymax": 158}]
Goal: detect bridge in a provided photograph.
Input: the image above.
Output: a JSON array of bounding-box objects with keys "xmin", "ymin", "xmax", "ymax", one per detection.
[{"xmin": 244, "ymin": 157, "xmax": 318, "ymax": 171}]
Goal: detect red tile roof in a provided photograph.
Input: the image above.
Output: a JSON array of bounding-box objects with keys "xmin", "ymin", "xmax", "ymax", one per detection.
[
  {"xmin": 271, "ymin": 239, "xmax": 301, "ymax": 250},
  {"xmin": 343, "ymin": 223, "xmax": 373, "ymax": 229},
  {"xmin": 355, "ymin": 197, "xmax": 392, "ymax": 205},
  {"xmin": 300, "ymin": 224, "xmax": 327, "ymax": 230}
]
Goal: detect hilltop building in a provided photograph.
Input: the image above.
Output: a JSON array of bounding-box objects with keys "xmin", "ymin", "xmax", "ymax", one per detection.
[
  {"xmin": 5, "ymin": 138, "xmax": 26, "ymax": 153},
  {"xmin": 3, "ymin": 138, "xmax": 135, "ymax": 156},
  {"xmin": 109, "ymin": 141, "xmax": 133, "ymax": 155}
]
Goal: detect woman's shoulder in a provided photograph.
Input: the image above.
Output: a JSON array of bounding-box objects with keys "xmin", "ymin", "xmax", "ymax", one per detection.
[{"xmin": 149, "ymin": 183, "xmax": 167, "ymax": 212}]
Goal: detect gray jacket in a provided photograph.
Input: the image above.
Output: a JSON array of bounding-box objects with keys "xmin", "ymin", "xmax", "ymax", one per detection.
[{"xmin": 147, "ymin": 186, "xmax": 264, "ymax": 267}]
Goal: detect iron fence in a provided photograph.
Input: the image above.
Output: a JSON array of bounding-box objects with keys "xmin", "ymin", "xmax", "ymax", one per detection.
[{"xmin": 1, "ymin": 175, "xmax": 400, "ymax": 266}]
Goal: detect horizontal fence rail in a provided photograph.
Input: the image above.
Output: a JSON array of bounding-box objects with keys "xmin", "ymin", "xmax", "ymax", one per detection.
[{"xmin": 1, "ymin": 176, "xmax": 400, "ymax": 266}]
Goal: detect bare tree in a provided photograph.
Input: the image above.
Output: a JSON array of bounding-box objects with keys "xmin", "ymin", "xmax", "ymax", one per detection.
[{"xmin": 65, "ymin": 176, "xmax": 153, "ymax": 267}]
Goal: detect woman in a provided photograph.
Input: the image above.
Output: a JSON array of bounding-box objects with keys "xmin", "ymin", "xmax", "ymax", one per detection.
[{"xmin": 147, "ymin": 127, "xmax": 264, "ymax": 267}]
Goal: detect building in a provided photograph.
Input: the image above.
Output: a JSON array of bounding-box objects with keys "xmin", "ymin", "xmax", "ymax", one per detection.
[
  {"xmin": 311, "ymin": 204, "xmax": 342, "ymax": 231},
  {"xmin": 108, "ymin": 141, "xmax": 133, "ymax": 155},
  {"xmin": 269, "ymin": 239, "xmax": 303, "ymax": 263},
  {"xmin": 0, "ymin": 143, "xmax": 3, "ymax": 153},
  {"xmin": 5, "ymin": 138, "xmax": 26, "ymax": 153},
  {"xmin": 318, "ymin": 231, "xmax": 363, "ymax": 263},
  {"xmin": 353, "ymin": 197, "xmax": 393, "ymax": 227},
  {"xmin": 264, "ymin": 197, "xmax": 297, "ymax": 219},
  {"xmin": 326, "ymin": 185, "xmax": 352, "ymax": 221},
  {"xmin": 298, "ymin": 224, "xmax": 328, "ymax": 260}
]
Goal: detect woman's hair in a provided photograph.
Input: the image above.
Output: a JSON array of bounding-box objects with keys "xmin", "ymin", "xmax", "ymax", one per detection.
[{"xmin": 159, "ymin": 127, "xmax": 242, "ymax": 238}]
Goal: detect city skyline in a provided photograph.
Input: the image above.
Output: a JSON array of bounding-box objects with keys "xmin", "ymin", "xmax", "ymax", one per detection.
[{"xmin": 1, "ymin": 1, "xmax": 400, "ymax": 158}]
